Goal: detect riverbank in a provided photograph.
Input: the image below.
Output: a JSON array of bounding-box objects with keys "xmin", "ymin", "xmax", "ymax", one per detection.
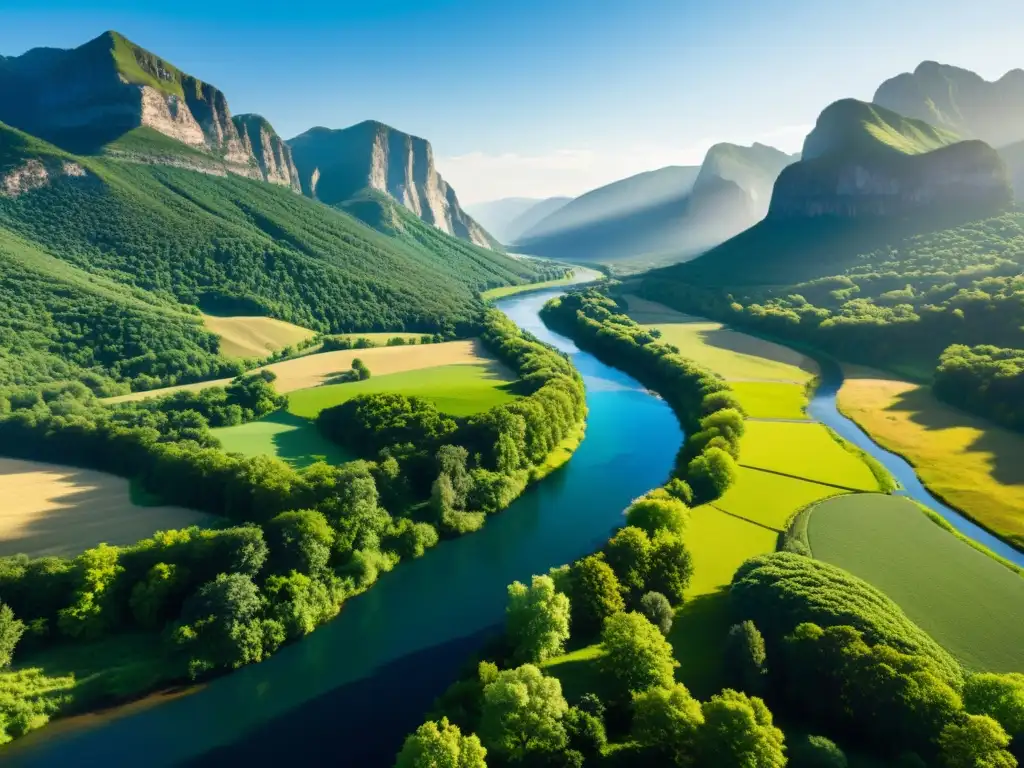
[
  {"xmin": 837, "ymin": 364, "xmax": 1024, "ymax": 553},
  {"xmin": 480, "ymin": 266, "xmax": 605, "ymax": 301}
]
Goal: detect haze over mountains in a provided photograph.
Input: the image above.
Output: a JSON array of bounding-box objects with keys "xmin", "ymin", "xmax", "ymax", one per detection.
[{"xmin": 465, "ymin": 197, "xmax": 573, "ymax": 245}]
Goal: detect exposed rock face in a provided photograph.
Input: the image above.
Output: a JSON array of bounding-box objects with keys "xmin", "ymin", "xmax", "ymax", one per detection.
[
  {"xmin": 874, "ymin": 62, "xmax": 1024, "ymax": 148},
  {"xmin": 770, "ymin": 140, "xmax": 1011, "ymax": 218},
  {"xmin": 693, "ymin": 142, "xmax": 797, "ymax": 220},
  {"xmin": 232, "ymin": 114, "xmax": 300, "ymax": 190},
  {"xmin": 1, "ymin": 158, "xmax": 91, "ymax": 197},
  {"xmin": 768, "ymin": 99, "xmax": 1011, "ymax": 220},
  {"xmin": 287, "ymin": 121, "xmax": 496, "ymax": 248},
  {"xmin": 0, "ymin": 31, "xmax": 295, "ymax": 188}
]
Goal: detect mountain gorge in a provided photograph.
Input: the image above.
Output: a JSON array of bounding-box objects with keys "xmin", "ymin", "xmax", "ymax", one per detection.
[
  {"xmin": 768, "ymin": 99, "xmax": 1011, "ymax": 219},
  {"xmin": 288, "ymin": 121, "xmax": 497, "ymax": 248},
  {"xmin": 874, "ymin": 61, "xmax": 1024, "ymax": 148}
]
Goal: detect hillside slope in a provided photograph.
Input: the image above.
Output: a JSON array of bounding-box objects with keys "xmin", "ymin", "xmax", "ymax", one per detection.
[
  {"xmin": 0, "ymin": 31, "xmax": 300, "ymax": 189},
  {"xmin": 769, "ymin": 99, "xmax": 1010, "ymax": 219},
  {"xmin": 1001, "ymin": 140, "xmax": 1024, "ymax": 197},
  {"xmin": 287, "ymin": 121, "xmax": 497, "ymax": 248},
  {"xmin": 0, "ymin": 124, "xmax": 554, "ymax": 392},
  {"xmin": 874, "ymin": 61, "xmax": 1024, "ymax": 148},
  {"xmin": 466, "ymin": 196, "xmax": 572, "ymax": 244}
]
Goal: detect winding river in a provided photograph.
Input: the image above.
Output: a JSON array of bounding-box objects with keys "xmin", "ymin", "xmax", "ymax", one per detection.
[{"xmin": 9, "ymin": 285, "xmax": 1021, "ymax": 766}]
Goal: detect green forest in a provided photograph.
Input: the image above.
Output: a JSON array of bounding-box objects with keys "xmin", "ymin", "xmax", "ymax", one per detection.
[{"xmin": 0, "ymin": 123, "xmax": 561, "ymax": 393}]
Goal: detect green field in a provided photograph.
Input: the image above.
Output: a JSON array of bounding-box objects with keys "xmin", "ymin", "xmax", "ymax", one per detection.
[
  {"xmin": 480, "ymin": 268, "xmax": 603, "ymax": 300},
  {"xmin": 712, "ymin": 467, "xmax": 845, "ymax": 531},
  {"xmin": 731, "ymin": 381, "xmax": 810, "ymax": 420},
  {"xmin": 287, "ymin": 363, "xmax": 520, "ymax": 419},
  {"xmin": 807, "ymin": 494, "xmax": 1024, "ymax": 672},
  {"xmin": 211, "ymin": 411, "xmax": 354, "ymax": 468},
  {"xmin": 740, "ymin": 422, "xmax": 881, "ymax": 491}
]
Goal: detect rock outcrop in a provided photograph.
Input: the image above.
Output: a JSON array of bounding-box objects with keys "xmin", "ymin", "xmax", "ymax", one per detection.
[
  {"xmin": 287, "ymin": 120, "xmax": 496, "ymax": 248},
  {"xmin": 768, "ymin": 99, "xmax": 1011, "ymax": 219},
  {"xmin": 1, "ymin": 158, "xmax": 91, "ymax": 197},
  {"xmin": 874, "ymin": 61, "xmax": 1024, "ymax": 148},
  {"xmin": 0, "ymin": 31, "xmax": 298, "ymax": 190},
  {"xmin": 232, "ymin": 114, "xmax": 300, "ymax": 190},
  {"xmin": 693, "ymin": 142, "xmax": 798, "ymax": 221}
]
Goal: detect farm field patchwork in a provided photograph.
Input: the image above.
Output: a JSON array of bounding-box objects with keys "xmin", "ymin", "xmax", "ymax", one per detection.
[
  {"xmin": 712, "ymin": 467, "xmax": 845, "ymax": 531},
  {"xmin": 0, "ymin": 458, "xmax": 217, "ymax": 558},
  {"xmin": 807, "ymin": 493, "xmax": 1024, "ymax": 672},
  {"xmin": 212, "ymin": 411, "xmax": 354, "ymax": 468},
  {"xmin": 740, "ymin": 421, "xmax": 881, "ymax": 491},
  {"xmin": 623, "ymin": 295, "xmax": 817, "ymax": 383},
  {"xmin": 287, "ymin": 362, "xmax": 519, "ymax": 419},
  {"xmin": 731, "ymin": 381, "xmax": 810, "ymax": 420},
  {"xmin": 107, "ymin": 340, "xmax": 496, "ymax": 403},
  {"xmin": 201, "ymin": 314, "xmax": 317, "ymax": 359},
  {"xmin": 837, "ymin": 366, "xmax": 1024, "ymax": 548}
]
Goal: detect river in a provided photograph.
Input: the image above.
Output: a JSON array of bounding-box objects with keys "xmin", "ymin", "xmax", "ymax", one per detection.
[{"xmin": 10, "ymin": 285, "xmax": 1021, "ymax": 766}]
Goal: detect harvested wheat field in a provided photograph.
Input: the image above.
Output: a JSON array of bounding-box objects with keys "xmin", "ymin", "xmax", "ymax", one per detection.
[
  {"xmin": 108, "ymin": 340, "xmax": 500, "ymax": 403},
  {"xmin": 838, "ymin": 365, "xmax": 1024, "ymax": 547},
  {"xmin": 0, "ymin": 459, "xmax": 217, "ymax": 558},
  {"xmin": 202, "ymin": 314, "xmax": 318, "ymax": 359}
]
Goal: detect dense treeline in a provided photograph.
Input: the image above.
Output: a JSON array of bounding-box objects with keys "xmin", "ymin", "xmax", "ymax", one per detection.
[
  {"xmin": 934, "ymin": 344, "xmax": 1024, "ymax": 431},
  {"xmin": 317, "ymin": 308, "xmax": 587, "ymax": 534},
  {"xmin": 640, "ymin": 210, "xmax": 1024, "ymax": 378},
  {"xmin": 541, "ymin": 289, "xmax": 742, "ymax": 502},
  {"xmin": 729, "ymin": 552, "xmax": 1024, "ymax": 765},
  {"xmin": 0, "ymin": 309, "xmax": 588, "ymax": 743},
  {"xmin": 0, "ymin": 124, "xmax": 561, "ymax": 391}
]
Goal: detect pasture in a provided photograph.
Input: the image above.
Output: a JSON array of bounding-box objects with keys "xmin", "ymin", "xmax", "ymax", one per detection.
[
  {"xmin": 212, "ymin": 411, "xmax": 354, "ymax": 468},
  {"xmin": 731, "ymin": 381, "xmax": 809, "ymax": 420},
  {"xmin": 740, "ymin": 421, "xmax": 881, "ymax": 491},
  {"xmin": 201, "ymin": 314, "xmax": 316, "ymax": 359},
  {"xmin": 807, "ymin": 493, "xmax": 1024, "ymax": 672},
  {"xmin": 623, "ymin": 295, "xmax": 817, "ymax": 383},
  {"xmin": 837, "ymin": 366, "xmax": 1024, "ymax": 547},
  {"xmin": 107, "ymin": 340, "xmax": 495, "ymax": 403},
  {"xmin": 0, "ymin": 458, "xmax": 216, "ymax": 558},
  {"xmin": 712, "ymin": 467, "xmax": 845, "ymax": 531},
  {"xmin": 287, "ymin": 362, "xmax": 519, "ymax": 419}
]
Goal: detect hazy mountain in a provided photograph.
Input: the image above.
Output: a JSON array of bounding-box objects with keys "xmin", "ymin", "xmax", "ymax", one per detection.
[
  {"xmin": 466, "ymin": 197, "xmax": 572, "ymax": 244},
  {"xmin": 0, "ymin": 31, "xmax": 300, "ymax": 189},
  {"xmin": 769, "ymin": 99, "xmax": 1010, "ymax": 219},
  {"xmin": 287, "ymin": 121, "xmax": 498, "ymax": 249},
  {"xmin": 874, "ymin": 61, "xmax": 1024, "ymax": 148},
  {"xmin": 693, "ymin": 142, "xmax": 798, "ymax": 220},
  {"xmin": 1001, "ymin": 140, "xmax": 1024, "ymax": 197}
]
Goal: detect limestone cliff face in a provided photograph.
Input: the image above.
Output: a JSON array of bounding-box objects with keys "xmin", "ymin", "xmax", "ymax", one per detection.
[
  {"xmin": 288, "ymin": 121, "xmax": 496, "ymax": 248},
  {"xmin": 232, "ymin": 114, "xmax": 300, "ymax": 190},
  {"xmin": 769, "ymin": 140, "xmax": 1011, "ymax": 218},
  {"xmin": 0, "ymin": 32, "xmax": 294, "ymax": 188}
]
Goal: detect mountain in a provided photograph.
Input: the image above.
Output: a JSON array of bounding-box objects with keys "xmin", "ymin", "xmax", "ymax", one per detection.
[
  {"xmin": 874, "ymin": 61, "xmax": 1024, "ymax": 148},
  {"xmin": 465, "ymin": 197, "xmax": 572, "ymax": 244},
  {"xmin": 0, "ymin": 31, "xmax": 301, "ymax": 190},
  {"xmin": 232, "ymin": 114, "xmax": 301, "ymax": 190},
  {"xmin": 693, "ymin": 142, "xmax": 798, "ymax": 220},
  {"xmin": 1001, "ymin": 140, "xmax": 1024, "ymax": 196},
  {"xmin": 287, "ymin": 121, "xmax": 497, "ymax": 249},
  {"xmin": 0, "ymin": 122, "xmax": 558, "ymax": 392},
  {"xmin": 768, "ymin": 99, "xmax": 1011, "ymax": 219}
]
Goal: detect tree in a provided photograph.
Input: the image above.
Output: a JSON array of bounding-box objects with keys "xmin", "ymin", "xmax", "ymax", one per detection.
[
  {"xmin": 506, "ymin": 575, "xmax": 571, "ymax": 664},
  {"xmin": 478, "ymin": 664, "xmax": 568, "ymax": 763},
  {"xmin": 963, "ymin": 673, "xmax": 1024, "ymax": 757},
  {"xmin": 686, "ymin": 447, "xmax": 738, "ymax": 502},
  {"xmin": 394, "ymin": 717, "xmax": 488, "ymax": 768},
  {"xmin": 264, "ymin": 571, "xmax": 340, "ymax": 639},
  {"xmin": 0, "ymin": 603, "xmax": 25, "ymax": 667},
  {"xmin": 352, "ymin": 358, "xmax": 371, "ymax": 381},
  {"xmin": 563, "ymin": 706, "xmax": 607, "ymax": 760},
  {"xmin": 632, "ymin": 683, "xmax": 704, "ymax": 766},
  {"xmin": 938, "ymin": 715, "xmax": 1017, "ymax": 768},
  {"xmin": 599, "ymin": 612, "xmax": 678, "ymax": 703},
  {"xmin": 568, "ymin": 556, "xmax": 624, "ymax": 636},
  {"xmin": 639, "ymin": 592, "xmax": 673, "ymax": 636},
  {"xmin": 57, "ymin": 543, "xmax": 124, "ymax": 640},
  {"xmin": 129, "ymin": 562, "xmax": 185, "ymax": 629},
  {"xmin": 725, "ymin": 621, "xmax": 768, "ymax": 697},
  {"xmin": 437, "ymin": 445, "xmax": 473, "ymax": 508},
  {"xmin": 624, "ymin": 492, "xmax": 689, "ymax": 537},
  {"xmin": 265, "ymin": 509, "xmax": 335, "ymax": 576},
  {"xmin": 788, "ymin": 734, "xmax": 848, "ymax": 768},
  {"xmin": 645, "ymin": 531, "xmax": 693, "ymax": 604},
  {"xmin": 603, "ymin": 526, "xmax": 652, "ymax": 599},
  {"xmin": 698, "ymin": 689, "xmax": 787, "ymax": 768}
]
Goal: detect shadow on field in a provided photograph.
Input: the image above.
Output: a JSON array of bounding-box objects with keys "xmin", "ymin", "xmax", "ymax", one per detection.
[
  {"xmin": 263, "ymin": 411, "xmax": 354, "ymax": 468},
  {"xmin": 697, "ymin": 327, "xmax": 818, "ymax": 377},
  {"xmin": 884, "ymin": 386, "xmax": 1024, "ymax": 487},
  {"xmin": 669, "ymin": 590, "xmax": 733, "ymax": 700}
]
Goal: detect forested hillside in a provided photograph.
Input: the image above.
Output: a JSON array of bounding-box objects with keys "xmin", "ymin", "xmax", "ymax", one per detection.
[{"xmin": 0, "ymin": 124, "xmax": 557, "ymax": 392}]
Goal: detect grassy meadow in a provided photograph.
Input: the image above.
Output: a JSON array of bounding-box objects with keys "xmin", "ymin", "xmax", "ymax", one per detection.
[
  {"xmin": 211, "ymin": 411, "xmax": 355, "ymax": 468},
  {"xmin": 480, "ymin": 267, "xmax": 604, "ymax": 301},
  {"xmin": 0, "ymin": 458, "xmax": 216, "ymax": 558},
  {"xmin": 730, "ymin": 381, "xmax": 810, "ymax": 420},
  {"xmin": 201, "ymin": 314, "xmax": 317, "ymax": 359},
  {"xmin": 837, "ymin": 365, "xmax": 1024, "ymax": 548},
  {"xmin": 807, "ymin": 494, "xmax": 1024, "ymax": 672}
]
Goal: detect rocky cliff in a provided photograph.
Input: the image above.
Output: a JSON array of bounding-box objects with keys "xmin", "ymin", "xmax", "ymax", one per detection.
[
  {"xmin": 0, "ymin": 31, "xmax": 298, "ymax": 189},
  {"xmin": 232, "ymin": 114, "xmax": 300, "ymax": 190},
  {"xmin": 287, "ymin": 121, "xmax": 496, "ymax": 248},
  {"xmin": 874, "ymin": 61, "xmax": 1024, "ymax": 149},
  {"xmin": 768, "ymin": 99, "xmax": 1011, "ymax": 219},
  {"xmin": 693, "ymin": 142, "xmax": 797, "ymax": 220}
]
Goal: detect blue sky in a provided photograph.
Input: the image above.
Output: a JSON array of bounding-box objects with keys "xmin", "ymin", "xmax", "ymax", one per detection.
[{"xmin": 2, "ymin": 0, "xmax": 1023, "ymax": 201}]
